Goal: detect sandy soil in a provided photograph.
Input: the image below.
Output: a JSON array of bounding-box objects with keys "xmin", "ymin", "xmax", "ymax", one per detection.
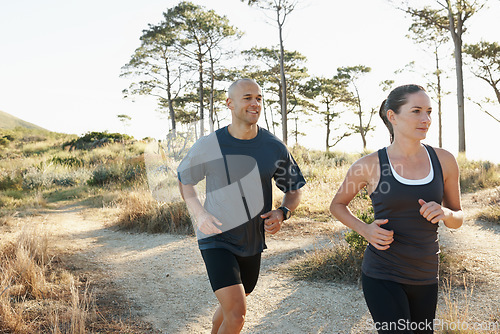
[{"xmin": 6, "ymin": 186, "xmax": 500, "ymax": 333}]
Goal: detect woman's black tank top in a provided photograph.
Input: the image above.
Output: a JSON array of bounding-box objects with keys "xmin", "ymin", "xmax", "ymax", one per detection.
[{"xmin": 362, "ymin": 144, "xmax": 444, "ymax": 285}]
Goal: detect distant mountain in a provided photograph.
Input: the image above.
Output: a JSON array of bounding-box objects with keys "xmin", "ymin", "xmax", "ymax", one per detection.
[{"xmin": 0, "ymin": 110, "xmax": 47, "ymax": 131}]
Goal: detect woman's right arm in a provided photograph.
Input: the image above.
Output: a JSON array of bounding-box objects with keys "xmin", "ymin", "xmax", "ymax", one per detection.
[{"xmin": 329, "ymin": 155, "xmax": 394, "ymax": 250}]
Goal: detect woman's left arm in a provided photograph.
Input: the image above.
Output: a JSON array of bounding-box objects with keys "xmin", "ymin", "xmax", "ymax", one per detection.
[{"xmin": 419, "ymin": 149, "xmax": 463, "ymax": 229}]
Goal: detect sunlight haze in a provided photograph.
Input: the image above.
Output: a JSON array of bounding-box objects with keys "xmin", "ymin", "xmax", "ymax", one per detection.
[{"xmin": 0, "ymin": 0, "xmax": 499, "ymax": 162}]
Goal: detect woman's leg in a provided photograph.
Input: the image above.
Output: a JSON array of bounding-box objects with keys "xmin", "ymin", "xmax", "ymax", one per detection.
[
  {"xmin": 362, "ymin": 273, "xmax": 413, "ymax": 334},
  {"xmin": 403, "ymin": 283, "xmax": 438, "ymax": 334}
]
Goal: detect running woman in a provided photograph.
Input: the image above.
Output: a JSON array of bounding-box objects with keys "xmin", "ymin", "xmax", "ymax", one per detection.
[{"xmin": 330, "ymin": 84, "xmax": 463, "ymax": 334}]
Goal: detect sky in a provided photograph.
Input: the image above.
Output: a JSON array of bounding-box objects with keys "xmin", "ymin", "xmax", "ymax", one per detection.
[{"xmin": 1, "ymin": 0, "xmax": 499, "ymax": 162}]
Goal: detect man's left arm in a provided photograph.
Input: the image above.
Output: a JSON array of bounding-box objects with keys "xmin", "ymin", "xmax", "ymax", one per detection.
[{"xmin": 261, "ymin": 188, "xmax": 302, "ymax": 234}]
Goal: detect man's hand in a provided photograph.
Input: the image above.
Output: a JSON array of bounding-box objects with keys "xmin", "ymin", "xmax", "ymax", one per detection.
[
  {"xmin": 196, "ymin": 211, "xmax": 223, "ymax": 235},
  {"xmin": 261, "ymin": 209, "xmax": 284, "ymax": 234}
]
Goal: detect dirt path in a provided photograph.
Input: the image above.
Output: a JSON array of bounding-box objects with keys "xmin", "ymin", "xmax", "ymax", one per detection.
[{"xmin": 13, "ymin": 187, "xmax": 500, "ymax": 333}]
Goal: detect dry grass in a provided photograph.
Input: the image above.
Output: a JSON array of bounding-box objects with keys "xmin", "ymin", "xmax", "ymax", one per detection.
[
  {"xmin": 458, "ymin": 155, "xmax": 500, "ymax": 193},
  {"xmin": 476, "ymin": 188, "xmax": 500, "ymax": 223},
  {"xmin": 114, "ymin": 190, "xmax": 193, "ymax": 234},
  {"xmin": 282, "ymin": 146, "xmax": 363, "ymax": 221},
  {"xmin": 437, "ymin": 276, "xmax": 473, "ymax": 334},
  {"xmin": 477, "ymin": 205, "xmax": 500, "ymax": 223},
  {"xmin": 285, "ymin": 237, "xmax": 363, "ymax": 284},
  {"xmin": 0, "ymin": 224, "xmax": 96, "ymax": 333},
  {"xmin": 286, "ymin": 237, "xmax": 472, "ymax": 290},
  {"xmin": 439, "ymin": 248, "xmax": 472, "ymax": 288},
  {"xmin": 433, "ymin": 275, "xmax": 498, "ymax": 334}
]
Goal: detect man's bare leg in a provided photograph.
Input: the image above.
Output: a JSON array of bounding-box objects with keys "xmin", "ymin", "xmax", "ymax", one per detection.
[
  {"xmin": 211, "ymin": 305, "xmax": 223, "ymax": 334},
  {"xmin": 212, "ymin": 284, "xmax": 247, "ymax": 334}
]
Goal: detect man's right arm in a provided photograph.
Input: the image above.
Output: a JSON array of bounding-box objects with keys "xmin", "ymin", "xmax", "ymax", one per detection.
[{"xmin": 178, "ymin": 181, "xmax": 222, "ymax": 235}]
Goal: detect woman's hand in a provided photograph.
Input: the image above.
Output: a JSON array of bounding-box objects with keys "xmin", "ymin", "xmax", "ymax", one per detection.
[
  {"xmin": 418, "ymin": 199, "xmax": 446, "ymax": 224},
  {"xmin": 362, "ymin": 219, "xmax": 394, "ymax": 251}
]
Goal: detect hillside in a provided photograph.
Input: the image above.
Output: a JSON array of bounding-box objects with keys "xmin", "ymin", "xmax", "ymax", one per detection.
[{"xmin": 0, "ymin": 110, "xmax": 47, "ymax": 130}]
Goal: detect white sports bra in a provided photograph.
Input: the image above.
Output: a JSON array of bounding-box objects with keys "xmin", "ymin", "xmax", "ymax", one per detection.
[{"xmin": 386, "ymin": 146, "xmax": 434, "ymax": 186}]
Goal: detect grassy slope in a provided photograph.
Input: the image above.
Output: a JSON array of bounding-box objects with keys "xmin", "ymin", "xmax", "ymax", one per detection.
[{"xmin": 0, "ymin": 110, "xmax": 47, "ymax": 130}]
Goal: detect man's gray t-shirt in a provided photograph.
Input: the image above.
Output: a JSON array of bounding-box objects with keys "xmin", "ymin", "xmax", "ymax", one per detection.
[{"xmin": 177, "ymin": 126, "xmax": 306, "ymax": 256}]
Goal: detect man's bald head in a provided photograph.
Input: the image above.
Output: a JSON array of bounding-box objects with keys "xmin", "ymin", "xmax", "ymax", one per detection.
[{"xmin": 227, "ymin": 78, "xmax": 260, "ymax": 99}]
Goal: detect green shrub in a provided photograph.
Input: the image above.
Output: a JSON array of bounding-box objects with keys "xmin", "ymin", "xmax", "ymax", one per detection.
[
  {"xmin": 123, "ymin": 160, "xmax": 146, "ymax": 184},
  {"xmin": 22, "ymin": 168, "xmax": 52, "ymax": 189},
  {"xmin": 50, "ymin": 156, "xmax": 84, "ymax": 168},
  {"xmin": 87, "ymin": 165, "xmax": 121, "ymax": 186},
  {"xmin": 344, "ymin": 207, "xmax": 374, "ymax": 253},
  {"xmin": 2, "ymin": 189, "xmax": 26, "ymax": 200},
  {"xmin": 63, "ymin": 131, "xmax": 134, "ymax": 150},
  {"xmin": 52, "ymin": 170, "xmax": 91, "ymax": 187},
  {"xmin": 0, "ymin": 170, "xmax": 23, "ymax": 191},
  {"xmin": 3, "ymin": 134, "xmax": 15, "ymax": 141},
  {"xmin": 0, "ymin": 137, "xmax": 10, "ymax": 147},
  {"xmin": 22, "ymin": 167, "xmax": 91, "ymax": 189}
]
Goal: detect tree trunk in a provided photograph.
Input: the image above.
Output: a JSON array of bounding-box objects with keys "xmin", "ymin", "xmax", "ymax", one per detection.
[
  {"xmin": 454, "ymin": 32, "xmax": 466, "ymax": 153},
  {"xmin": 198, "ymin": 51, "xmax": 205, "ymax": 137},
  {"xmin": 166, "ymin": 65, "xmax": 176, "ymax": 137},
  {"xmin": 492, "ymin": 82, "xmax": 500, "ymax": 105},
  {"xmin": 325, "ymin": 112, "xmax": 331, "ymax": 152},
  {"xmin": 277, "ymin": 9, "xmax": 287, "ymax": 144},
  {"xmin": 446, "ymin": 0, "xmax": 466, "ymax": 152},
  {"xmin": 357, "ymin": 97, "xmax": 366, "ymax": 149},
  {"xmin": 209, "ymin": 55, "xmax": 215, "ymax": 133},
  {"xmin": 359, "ymin": 111, "xmax": 366, "ymax": 149},
  {"xmin": 435, "ymin": 46, "xmax": 442, "ymax": 148},
  {"xmin": 263, "ymin": 98, "xmax": 270, "ymax": 131},
  {"xmin": 294, "ymin": 117, "xmax": 298, "ymax": 145}
]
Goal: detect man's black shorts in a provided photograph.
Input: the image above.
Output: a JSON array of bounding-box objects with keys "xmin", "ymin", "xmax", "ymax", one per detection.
[{"xmin": 200, "ymin": 248, "xmax": 261, "ymax": 294}]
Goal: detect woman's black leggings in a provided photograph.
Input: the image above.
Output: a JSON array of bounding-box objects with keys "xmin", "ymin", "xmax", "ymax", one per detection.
[{"xmin": 362, "ymin": 273, "xmax": 438, "ymax": 334}]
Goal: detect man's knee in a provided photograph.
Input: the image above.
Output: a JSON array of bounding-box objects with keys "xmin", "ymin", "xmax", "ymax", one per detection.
[{"xmin": 226, "ymin": 309, "xmax": 246, "ymax": 329}]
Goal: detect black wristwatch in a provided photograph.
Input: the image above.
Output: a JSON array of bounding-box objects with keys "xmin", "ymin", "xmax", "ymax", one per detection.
[{"xmin": 278, "ymin": 206, "xmax": 291, "ymax": 221}]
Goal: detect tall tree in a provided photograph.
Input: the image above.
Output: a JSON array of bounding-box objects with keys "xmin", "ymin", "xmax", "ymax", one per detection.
[
  {"xmin": 406, "ymin": 7, "xmax": 450, "ymax": 147},
  {"xmin": 242, "ymin": 46, "xmax": 309, "ymax": 139},
  {"xmin": 202, "ymin": 14, "xmax": 242, "ymax": 132},
  {"xmin": 300, "ymin": 77, "xmax": 352, "ymax": 151},
  {"xmin": 463, "ymin": 41, "xmax": 500, "ymax": 122},
  {"xmin": 398, "ymin": 0, "xmax": 486, "ymax": 152},
  {"xmin": 121, "ymin": 21, "xmax": 184, "ymax": 136},
  {"xmin": 241, "ymin": 0, "xmax": 299, "ymax": 144},
  {"xmin": 153, "ymin": 1, "xmax": 240, "ymax": 136},
  {"xmin": 337, "ymin": 66, "xmax": 375, "ymax": 150}
]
